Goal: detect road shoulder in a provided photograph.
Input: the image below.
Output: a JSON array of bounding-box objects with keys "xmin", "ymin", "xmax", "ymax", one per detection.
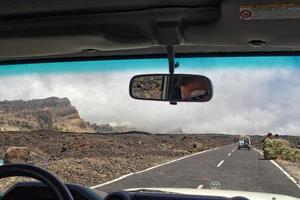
[
  {"xmin": 252, "ymin": 147, "xmax": 300, "ymax": 189},
  {"xmin": 276, "ymin": 160, "xmax": 300, "ymax": 186}
]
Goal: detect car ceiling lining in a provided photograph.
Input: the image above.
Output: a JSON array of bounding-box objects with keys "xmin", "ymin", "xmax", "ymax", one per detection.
[
  {"xmin": 0, "ymin": 6, "xmax": 220, "ymax": 58},
  {"xmin": 1, "ymin": 0, "xmax": 300, "ymax": 62}
]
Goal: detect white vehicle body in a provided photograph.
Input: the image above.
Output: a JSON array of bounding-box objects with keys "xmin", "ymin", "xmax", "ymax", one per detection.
[{"xmin": 126, "ymin": 188, "xmax": 299, "ymax": 200}]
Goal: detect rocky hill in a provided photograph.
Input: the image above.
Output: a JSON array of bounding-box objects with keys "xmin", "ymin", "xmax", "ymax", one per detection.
[{"xmin": 0, "ymin": 97, "xmax": 96, "ymax": 133}]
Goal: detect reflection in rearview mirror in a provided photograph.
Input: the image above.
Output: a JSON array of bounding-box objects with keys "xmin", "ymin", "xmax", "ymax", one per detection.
[
  {"xmin": 170, "ymin": 75, "xmax": 212, "ymax": 101},
  {"xmin": 129, "ymin": 74, "xmax": 213, "ymax": 102},
  {"xmin": 130, "ymin": 75, "xmax": 166, "ymax": 100}
]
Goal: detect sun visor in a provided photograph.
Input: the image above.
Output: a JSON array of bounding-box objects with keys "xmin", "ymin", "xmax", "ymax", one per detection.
[
  {"xmin": 183, "ymin": 1, "xmax": 300, "ymax": 48},
  {"xmin": 0, "ymin": 6, "xmax": 221, "ymax": 58}
]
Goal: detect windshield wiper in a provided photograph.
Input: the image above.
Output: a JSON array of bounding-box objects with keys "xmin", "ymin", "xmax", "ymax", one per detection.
[{"xmin": 127, "ymin": 189, "xmax": 179, "ymax": 194}]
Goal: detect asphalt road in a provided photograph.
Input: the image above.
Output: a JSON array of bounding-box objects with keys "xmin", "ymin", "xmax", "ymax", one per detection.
[{"xmin": 95, "ymin": 144, "xmax": 300, "ymax": 198}]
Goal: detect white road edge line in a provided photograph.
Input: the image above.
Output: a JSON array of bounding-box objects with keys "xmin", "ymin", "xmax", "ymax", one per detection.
[
  {"xmin": 252, "ymin": 147, "xmax": 300, "ymax": 190},
  {"xmin": 90, "ymin": 145, "xmax": 228, "ymax": 189},
  {"xmin": 227, "ymin": 153, "xmax": 231, "ymax": 157},
  {"xmin": 217, "ymin": 160, "xmax": 224, "ymax": 168}
]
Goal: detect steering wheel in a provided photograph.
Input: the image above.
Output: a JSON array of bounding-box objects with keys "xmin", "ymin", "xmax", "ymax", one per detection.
[{"xmin": 0, "ymin": 164, "xmax": 74, "ymax": 200}]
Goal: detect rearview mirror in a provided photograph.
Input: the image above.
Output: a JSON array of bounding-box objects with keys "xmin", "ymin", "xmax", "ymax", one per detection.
[{"xmin": 129, "ymin": 74, "xmax": 213, "ymax": 102}]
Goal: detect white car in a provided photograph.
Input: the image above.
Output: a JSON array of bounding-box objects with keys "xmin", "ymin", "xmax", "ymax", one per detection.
[{"xmin": 238, "ymin": 137, "xmax": 251, "ymax": 150}]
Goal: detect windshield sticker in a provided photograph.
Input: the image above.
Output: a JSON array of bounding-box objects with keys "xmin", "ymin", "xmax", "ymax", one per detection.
[{"xmin": 240, "ymin": 3, "xmax": 300, "ymax": 20}]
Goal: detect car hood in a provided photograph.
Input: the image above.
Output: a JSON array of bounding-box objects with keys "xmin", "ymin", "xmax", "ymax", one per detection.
[{"xmin": 125, "ymin": 188, "xmax": 299, "ymax": 200}]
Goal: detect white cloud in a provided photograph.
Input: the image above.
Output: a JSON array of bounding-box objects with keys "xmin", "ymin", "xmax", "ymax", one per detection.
[{"xmin": 0, "ymin": 67, "xmax": 299, "ymax": 135}]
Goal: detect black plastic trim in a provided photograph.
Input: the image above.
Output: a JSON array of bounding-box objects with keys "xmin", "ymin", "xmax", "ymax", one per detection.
[{"xmin": 0, "ymin": 4, "xmax": 219, "ymax": 21}]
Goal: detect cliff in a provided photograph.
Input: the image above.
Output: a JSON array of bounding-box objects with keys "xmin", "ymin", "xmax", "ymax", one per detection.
[{"xmin": 0, "ymin": 97, "xmax": 95, "ymax": 133}]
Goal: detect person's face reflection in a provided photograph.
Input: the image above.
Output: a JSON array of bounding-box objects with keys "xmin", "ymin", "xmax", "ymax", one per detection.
[{"xmin": 180, "ymin": 79, "xmax": 209, "ymax": 100}]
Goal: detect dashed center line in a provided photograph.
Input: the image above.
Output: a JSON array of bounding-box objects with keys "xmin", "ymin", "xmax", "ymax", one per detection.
[
  {"xmin": 227, "ymin": 153, "xmax": 231, "ymax": 157},
  {"xmin": 231, "ymin": 149, "xmax": 235, "ymax": 153},
  {"xmin": 217, "ymin": 160, "xmax": 224, "ymax": 168}
]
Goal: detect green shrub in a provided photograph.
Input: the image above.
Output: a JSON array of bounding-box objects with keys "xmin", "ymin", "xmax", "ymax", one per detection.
[
  {"xmin": 263, "ymin": 147, "xmax": 277, "ymax": 160},
  {"xmin": 286, "ymin": 148, "xmax": 300, "ymax": 162},
  {"xmin": 263, "ymin": 139, "xmax": 300, "ymax": 162},
  {"xmin": 263, "ymin": 139, "xmax": 288, "ymax": 157},
  {"xmin": 281, "ymin": 147, "xmax": 295, "ymax": 161},
  {"xmin": 296, "ymin": 149, "xmax": 300, "ymax": 162}
]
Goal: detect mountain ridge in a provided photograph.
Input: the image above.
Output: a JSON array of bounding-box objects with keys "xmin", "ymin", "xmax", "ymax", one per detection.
[{"xmin": 0, "ymin": 97, "xmax": 97, "ymax": 133}]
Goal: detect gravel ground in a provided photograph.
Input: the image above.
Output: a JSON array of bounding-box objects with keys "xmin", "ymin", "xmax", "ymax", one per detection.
[
  {"xmin": 276, "ymin": 160, "xmax": 300, "ymax": 185},
  {"xmin": 0, "ymin": 131, "xmax": 237, "ymax": 191}
]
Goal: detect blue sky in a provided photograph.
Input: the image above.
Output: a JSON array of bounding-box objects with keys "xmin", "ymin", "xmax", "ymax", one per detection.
[
  {"xmin": 0, "ymin": 56, "xmax": 300, "ymax": 135},
  {"xmin": 0, "ymin": 56, "xmax": 299, "ymax": 76}
]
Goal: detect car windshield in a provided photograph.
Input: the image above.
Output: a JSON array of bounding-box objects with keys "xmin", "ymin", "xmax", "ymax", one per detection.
[{"xmin": 0, "ymin": 56, "xmax": 300, "ymax": 198}]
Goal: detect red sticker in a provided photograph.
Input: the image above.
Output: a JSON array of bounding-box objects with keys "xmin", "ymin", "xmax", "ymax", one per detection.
[{"xmin": 240, "ymin": 9, "xmax": 252, "ymax": 19}]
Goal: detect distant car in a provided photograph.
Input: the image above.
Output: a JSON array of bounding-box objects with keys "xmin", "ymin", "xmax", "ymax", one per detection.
[{"xmin": 238, "ymin": 137, "xmax": 251, "ymax": 150}]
